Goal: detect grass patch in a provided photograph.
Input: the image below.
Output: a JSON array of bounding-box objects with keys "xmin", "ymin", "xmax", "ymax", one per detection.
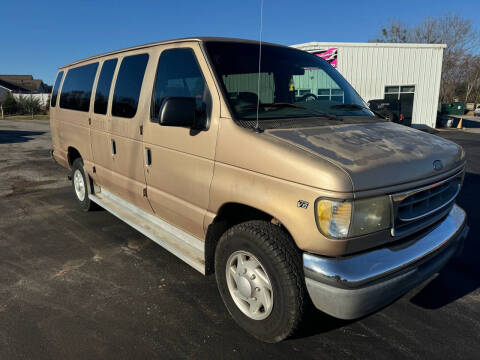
[{"xmin": 1, "ymin": 115, "xmax": 49, "ymax": 120}]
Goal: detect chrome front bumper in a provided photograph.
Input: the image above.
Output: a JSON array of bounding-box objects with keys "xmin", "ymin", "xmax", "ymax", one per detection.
[{"xmin": 303, "ymin": 204, "xmax": 468, "ymax": 320}]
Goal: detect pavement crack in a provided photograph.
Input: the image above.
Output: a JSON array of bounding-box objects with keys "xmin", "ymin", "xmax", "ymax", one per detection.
[{"xmin": 51, "ymin": 259, "xmax": 87, "ymax": 279}]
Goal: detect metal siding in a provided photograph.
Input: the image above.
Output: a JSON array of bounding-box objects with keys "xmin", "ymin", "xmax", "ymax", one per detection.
[
  {"xmin": 293, "ymin": 70, "xmax": 339, "ymax": 91},
  {"xmin": 222, "ymin": 73, "xmax": 274, "ymax": 103},
  {"xmin": 294, "ymin": 43, "xmax": 444, "ymax": 127}
]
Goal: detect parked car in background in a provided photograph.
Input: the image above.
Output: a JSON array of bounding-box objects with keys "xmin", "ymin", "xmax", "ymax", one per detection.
[
  {"xmin": 474, "ymin": 104, "xmax": 480, "ymax": 117},
  {"xmin": 50, "ymin": 37, "xmax": 468, "ymax": 343}
]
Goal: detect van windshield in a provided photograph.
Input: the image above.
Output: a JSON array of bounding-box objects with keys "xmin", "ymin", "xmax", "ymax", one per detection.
[{"xmin": 205, "ymin": 41, "xmax": 381, "ymax": 129}]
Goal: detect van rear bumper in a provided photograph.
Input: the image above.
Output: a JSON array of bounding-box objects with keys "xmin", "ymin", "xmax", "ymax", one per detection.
[{"xmin": 303, "ymin": 204, "xmax": 468, "ymax": 320}]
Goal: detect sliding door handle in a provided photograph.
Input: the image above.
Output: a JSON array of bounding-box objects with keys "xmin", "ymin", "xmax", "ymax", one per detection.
[
  {"xmin": 111, "ymin": 139, "xmax": 116, "ymax": 155},
  {"xmin": 145, "ymin": 148, "xmax": 152, "ymax": 166}
]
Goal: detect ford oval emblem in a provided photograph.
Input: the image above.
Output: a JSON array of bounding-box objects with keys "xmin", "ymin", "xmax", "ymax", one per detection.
[{"xmin": 433, "ymin": 160, "xmax": 443, "ymax": 171}]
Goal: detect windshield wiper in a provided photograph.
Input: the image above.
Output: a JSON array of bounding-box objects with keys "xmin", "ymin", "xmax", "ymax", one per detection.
[
  {"xmin": 293, "ymin": 105, "xmax": 338, "ymax": 120},
  {"xmin": 265, "ymin": 103, "xmax": 300, "ymax": 108},
  {"xmin": 240, "ymin": 102, "xmax": 301, "ymax": 109},
  {"xmin": 330, "ymin": 103, "xmax": 370, "ymax": 111},
  {"xmin": 330, "ymin": 103, "xmax": 386, "ymax": 119},
  {"xmin": 238, "ymin": 102, "xmax": 339, "ymax": 120},
  {"xmin": 261, "ymin": 103, "xmax": 339, "ymax": 119}
]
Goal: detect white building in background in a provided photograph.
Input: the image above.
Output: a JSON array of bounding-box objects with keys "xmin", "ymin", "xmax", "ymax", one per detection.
[
  {"xmin": 0, "ymin": 75, "xmax": 51, "ymax": 107},
  {"xmin": 291, "ymin": 42, "xmax": 446, "ymax": 128}
]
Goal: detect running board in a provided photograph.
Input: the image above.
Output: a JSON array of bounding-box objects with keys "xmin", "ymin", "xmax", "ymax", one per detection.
[{"xmin": 89, "ymin": 188, "xmax": 205, "ymax": 274}]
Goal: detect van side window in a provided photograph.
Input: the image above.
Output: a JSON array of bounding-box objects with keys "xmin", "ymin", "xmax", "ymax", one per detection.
[
  {"xmin": 50, "ymin": 71, "xmax": 64, "ymax": 107},
  {"xmin": 151, "ymin": 48, "xmax": 211, "ymax": 122},
  {"xmin": 94, "ymin": 59, "xmax": 118, "ymax": 115},
  {"xmin": 112, "ymin": 54, "xmax": 149, "ymax": 118},
  {"xmin": 59, "ymin": 63, "xmax": 99, "ymax": 112}
]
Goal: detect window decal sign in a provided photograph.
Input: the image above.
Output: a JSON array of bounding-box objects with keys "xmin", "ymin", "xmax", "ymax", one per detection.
[{"xmin": 313, "ymin": 48, "xmax": 338, "ymax": 68}]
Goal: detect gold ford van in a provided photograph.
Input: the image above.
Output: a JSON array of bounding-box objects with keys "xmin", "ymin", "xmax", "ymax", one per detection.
[{"xmin": 50, "ymin": 37, "xmax": 468, "ymax": 342}]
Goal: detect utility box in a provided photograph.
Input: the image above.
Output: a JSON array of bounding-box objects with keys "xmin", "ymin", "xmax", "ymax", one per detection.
[{"xmin": 441, "ymin": 102, "xmax": 465, "ymax": 115}]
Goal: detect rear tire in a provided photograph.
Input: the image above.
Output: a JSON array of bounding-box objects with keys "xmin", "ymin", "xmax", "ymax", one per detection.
[
  {"xmin": 71, "ymin": 158, "xmax": 94, "ymax": 211},
  {"xmin": 215, "ymin": 220, "xmax": 307, "ymax": 343},
  {"xmin": 382, "ymin": 110, "xmax": 394, "ymax": 122}
]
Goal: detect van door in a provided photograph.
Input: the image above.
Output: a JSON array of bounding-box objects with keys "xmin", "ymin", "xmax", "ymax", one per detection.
[
  {"xmin": 142, "ymin": 44, "xmax": 220, "ymax": 239},
  {"xmin": 105, "ymin": 52, "xmax": 152, "ymax": 212},
  {"xmin": 49, "ymin": 70, "xmax": 65, "ymax": 163},
  {"xmin": 90, "ymin": 57, "xmax": 117, "ymax": 189},
  {"xmin": 57, "ymin": 62, "xmax": 98, "ymax": 168}
]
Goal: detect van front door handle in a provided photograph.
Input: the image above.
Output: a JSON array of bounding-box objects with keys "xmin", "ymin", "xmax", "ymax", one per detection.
[
  {"xmin": 145, "ymin": 148, "xmax": 152, "ymax": 166},
  {"xmin": 111, "ymin": 139, "xmax": 116, "ymax": 155}
]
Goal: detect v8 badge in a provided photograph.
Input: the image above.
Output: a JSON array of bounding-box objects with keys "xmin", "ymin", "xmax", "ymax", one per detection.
[{"xmin": 297, "ymin": 200, "xmax": 309, "ymax": 209}]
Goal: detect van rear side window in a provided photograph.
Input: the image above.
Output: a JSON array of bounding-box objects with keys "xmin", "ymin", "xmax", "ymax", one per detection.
[
  {"xmin": 94, "ymin": 59, "xmax": 118, "ymax": 115},
  {"xmin": 59, "ymin": 63, "xmax": 99, "ymax": 112},
  {"xmin": 50, "ymin": 71, "xmax": 64, "ymax": 107},
  {"xmin": 112, "ymin": 54, "xmax": 149, "ymax": 118}
]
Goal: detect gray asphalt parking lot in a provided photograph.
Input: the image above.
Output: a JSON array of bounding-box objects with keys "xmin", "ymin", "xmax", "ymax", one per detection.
[{"xmin": 0, "ymin": 119, "xmax": 479, "ymax": 359}]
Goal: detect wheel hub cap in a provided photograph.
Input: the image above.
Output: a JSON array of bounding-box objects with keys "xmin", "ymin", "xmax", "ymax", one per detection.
[
  {"xmin": 73, "ymin": 169, "xmax": 86, "ymax": 202},
  {"xmin": 236, "ymin": 276, "xmax": 252, "ymax": 298},
  {"xmin": 226, "ymin": 250, "xmax": 274, "ymax": 320}
]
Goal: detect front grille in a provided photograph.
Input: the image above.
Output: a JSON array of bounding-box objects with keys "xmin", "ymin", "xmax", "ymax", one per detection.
[{"xmin": 391, "ymin": 172, "xmax": 463, "ymax": 238}]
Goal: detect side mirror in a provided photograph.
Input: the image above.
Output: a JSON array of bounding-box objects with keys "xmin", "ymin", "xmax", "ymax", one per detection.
[{"xmin": 158, "ymin": 97, "xmax": 196, "ymax": 128}]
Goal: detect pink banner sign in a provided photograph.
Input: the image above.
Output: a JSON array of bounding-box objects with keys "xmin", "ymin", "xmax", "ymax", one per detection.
[{"xmin": 314, "ymin": 48, "xmax": 338, "ymax": 68}]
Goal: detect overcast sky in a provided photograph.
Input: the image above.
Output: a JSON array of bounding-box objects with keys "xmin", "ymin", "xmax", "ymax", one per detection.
[{"xmin": 2, "ymin": 0, "xmax": 480, "ymax": 85}]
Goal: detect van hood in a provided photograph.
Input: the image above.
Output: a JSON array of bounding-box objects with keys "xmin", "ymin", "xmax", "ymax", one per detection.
[{"xmin": 266, "ymin": 122, "xmax": 465, "ymax": 192}]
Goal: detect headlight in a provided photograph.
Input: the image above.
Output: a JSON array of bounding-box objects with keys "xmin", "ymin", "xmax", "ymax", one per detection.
[
  {"xmin": 316, "ymin": 196, "xmax": 391, "ymax": 238},
  {"xmin": 316, "ymin": 199, "xmax": 352, "ymax": 238}
]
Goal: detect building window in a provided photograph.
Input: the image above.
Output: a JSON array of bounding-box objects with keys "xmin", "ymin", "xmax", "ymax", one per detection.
[
  {"xmin": 384, "ymin": 85, "xmax": 415, "ymax": 100},
  {"xmin": 297, "ymin": 89, "xmax": 311, "ymax": 97},
  {"xmin": 316, "ymin": 88, "xmax": 344, "ymax": 102}
]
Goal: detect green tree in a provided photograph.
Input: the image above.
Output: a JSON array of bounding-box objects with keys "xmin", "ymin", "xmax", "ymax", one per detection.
[
  {"xmin": 16, "ymin": 94, "xmax": 42, "ymax": 115},
  {"xmin": 2, "ymin": 92, "xmax": 17, "ymax": 115}
]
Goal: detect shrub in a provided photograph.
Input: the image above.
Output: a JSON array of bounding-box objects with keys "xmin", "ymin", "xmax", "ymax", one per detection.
[
  {"xmin": 16, "ymin": 94, "xmax": 42, "ymax": 115},
  {"xmin": 2, "ymin": 92, "xmax": 17, "ymax": 115}
]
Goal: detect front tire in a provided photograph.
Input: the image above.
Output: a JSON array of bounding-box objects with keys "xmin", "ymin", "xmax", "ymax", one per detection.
[
  {"xmin": 215, "ymin": 220, "xmax": 307, "ymax": 343},
  {"xmin": 71, "ymin": 158, "xmax": 94, "ymax": 211}
]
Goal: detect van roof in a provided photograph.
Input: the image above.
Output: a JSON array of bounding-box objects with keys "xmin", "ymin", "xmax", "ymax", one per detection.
[{"xmin": 60, "ymin": 37, "xmax": 288, "ymax": 69}]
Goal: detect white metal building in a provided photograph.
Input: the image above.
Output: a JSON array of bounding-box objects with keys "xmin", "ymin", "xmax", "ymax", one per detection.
[{"xmin": 291, "ymin": 42, "xmax": 446, "ymax": 128}]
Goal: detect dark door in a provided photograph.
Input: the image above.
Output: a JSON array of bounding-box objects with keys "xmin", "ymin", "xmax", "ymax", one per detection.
[{"xmin": 384, "ymin": 85, "xmax": 415, "ymax": 126}]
